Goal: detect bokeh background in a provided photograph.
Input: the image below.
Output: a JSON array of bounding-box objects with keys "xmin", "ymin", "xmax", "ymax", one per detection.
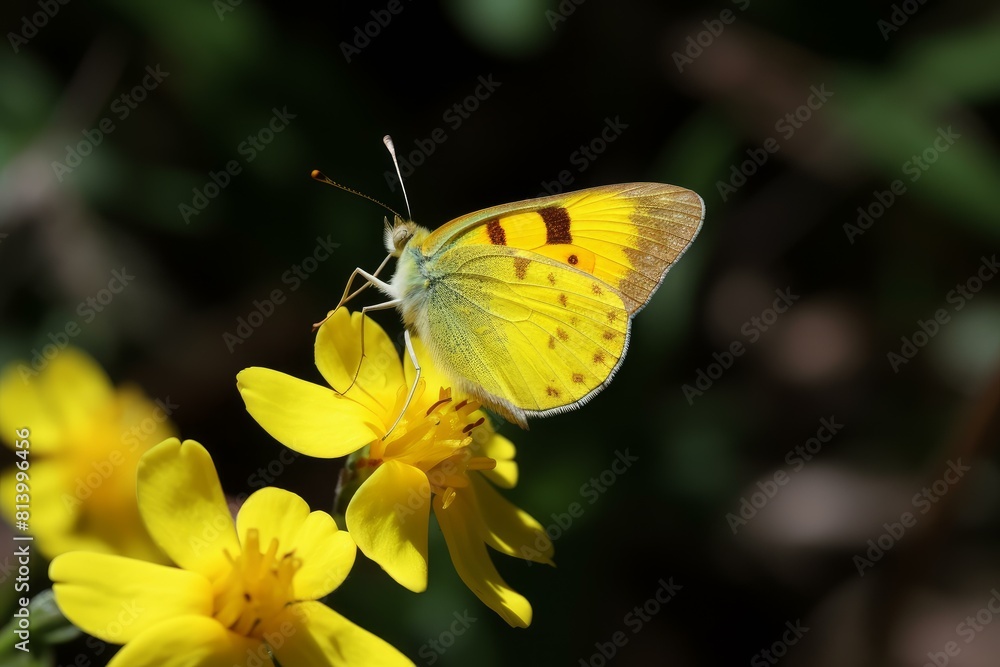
[{"xmin": 2, "ymin": 0, "xmax": 1000, "ymax": 665}]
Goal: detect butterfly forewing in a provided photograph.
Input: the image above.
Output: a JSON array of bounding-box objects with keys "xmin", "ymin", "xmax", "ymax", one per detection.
[{"xmin": 420, "ymin": 183, "xmax": 705, "ymax": 313}]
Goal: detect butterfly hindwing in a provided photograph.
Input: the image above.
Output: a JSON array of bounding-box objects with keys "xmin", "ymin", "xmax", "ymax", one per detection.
[{"xmin": 417, "ymin": 244, "xmax": 630, "ymax": 427}]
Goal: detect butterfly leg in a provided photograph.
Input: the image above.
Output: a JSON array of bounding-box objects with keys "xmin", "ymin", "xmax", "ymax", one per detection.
[
  {"xmin": 342, "ymin": 298, "xmax": 401, "ymax": 395},
  {"xmin": 384, "ymin": 328, "xmax": 420, "ymax": 439},
  {"xmin": 312, "ymin": 254, "xmax": 394, "ymax": 329}
]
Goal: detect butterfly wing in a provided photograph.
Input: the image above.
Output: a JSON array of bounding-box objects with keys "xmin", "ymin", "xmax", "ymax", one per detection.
[
  {"xmin": 419, "ymin": 183, "xmax": 705, "ymax": 314},
  {"xmin": 402, "ymin": 183, "xmax": 703, "ymax": 426},
  {"xmin": 415, "ymin": 244, "xmax": 631, "ymax": 428}
]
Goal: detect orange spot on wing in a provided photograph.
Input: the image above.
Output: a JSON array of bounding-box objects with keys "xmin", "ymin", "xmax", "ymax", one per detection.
[
  {"xmin": 593, "ymin": 351, "xmax": 606, "ymax": 365},
  {"xmin": 546, "ymin": 386, "xmax": 561, "ymax": 397},
  {"xmin": 572, "ymin": 373, "xmax": 584, "ymax": 383},
  {"xmin": 603, "ymin": 330, "xmax": 616, "ymax": 340}
]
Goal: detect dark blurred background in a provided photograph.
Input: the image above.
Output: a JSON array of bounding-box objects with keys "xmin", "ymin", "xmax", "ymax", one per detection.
[{"xmin": 2, "ymin": 0, "xmax": 1000, "ymax": 665}]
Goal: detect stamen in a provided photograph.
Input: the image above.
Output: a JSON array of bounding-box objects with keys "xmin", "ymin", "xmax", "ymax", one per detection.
[
  {"xmin": 466, "ymin": 456, "xmax": 497, "ymax": 471},
  {"xmin": 462, "ymin": 417, "xmax": 485, "ymax": 433},
  {"xmin": 426, "ymin": 395, "xmax": 453, "ymax": 416}
]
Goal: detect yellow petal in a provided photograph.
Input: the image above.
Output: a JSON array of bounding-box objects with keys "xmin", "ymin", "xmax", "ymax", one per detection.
[
  {"xmin": 402, "ymin": 336, "xmax": 456, "ymax": 398},
  {"xmin": 477, "ymin": 433, "xmax": 518, "ymax": 488},
  {"xmin": 0, "ymin": 348, "xmax": 113, "ymax": 454},
  {"xmin": 237, "ymin": 367, "xmax": 382, "ymax": 458},
  {"xmin": 268, "ymin": 601, "xmax": 413, "ymax": 667},
  {"xmin": 107, "ymin": 615, "xmax": 265, "ymax": 667},
  {"xmin": 345, "ymin": 460, "xmax": 429, "ymax": 593},
  {"xmin": 315, "ymin": 308, "xmax": 405, "ymax": 415},
  {"xmin": 137, "ymin": 439, "xmax": 239, "ymax": 581},
  {"xmin": 236, "ymin": 487, "xmax": 357, "ymax": 600},
  {"xmin": 471, "ymin": 475, "xmax": 553, "ymax": 566},
  {"xmin": 50, "ymin": 552, "xmax": 213, "ymax": 644},
  {"xmin": 434, "ymin": 490, "xmax": 532, "ymax": 628}
]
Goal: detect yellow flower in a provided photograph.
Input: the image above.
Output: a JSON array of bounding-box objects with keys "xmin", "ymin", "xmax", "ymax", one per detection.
[
  {"xmin": 50, "ymin": 438, "xmax": 412, "ymax": 667},
  {"xmin": 0, "ymin": 348, "xmax": 176, "ymax": 562},
  {"xmin": 237, "ymin": 309, "xmax": 554, "ymax": 628}
]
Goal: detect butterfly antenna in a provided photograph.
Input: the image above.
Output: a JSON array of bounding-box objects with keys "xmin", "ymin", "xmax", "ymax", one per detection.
[
  {"xmin": 383, "ymin": 135, "xmax": 412, "ymax": 220},
  {"xmin": 310, "ymin": 170, "xmax": 402, "ymax": 220}
]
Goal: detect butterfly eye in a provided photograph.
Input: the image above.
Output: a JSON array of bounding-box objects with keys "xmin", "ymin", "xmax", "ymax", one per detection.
[{"xmin": 389, "ymin": 220, "xmax": 417, "ymax": 255}]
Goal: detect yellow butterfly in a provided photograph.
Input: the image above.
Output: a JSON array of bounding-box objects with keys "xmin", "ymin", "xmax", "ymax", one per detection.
[{"xmin": 318, "ymin": 139, "xmax": 704, "ymax": 429}]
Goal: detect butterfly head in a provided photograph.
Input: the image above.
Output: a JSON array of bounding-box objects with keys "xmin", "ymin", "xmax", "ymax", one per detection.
[{"xmin": 384, "ymin": 215, "xmax": 420, "ymax": 258}]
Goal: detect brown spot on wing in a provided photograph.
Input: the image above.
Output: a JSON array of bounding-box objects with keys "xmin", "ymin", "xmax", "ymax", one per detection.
[
  {"xmin": 547, "ymin": 273, "xmax": 556, "ymax": 285},
  {"xmin": 548, "ymin": 335, "xmax": 556, "ymax": 349},
  {"xmin": 593, "ymin": 351, "xmax": 606, "ymax": 365},
  {"xmin": 540, "ymin": 206, "xmax": 572, "ymax": 245},
  {"xmin": 558, "ymin": 294, "xmax": 568, "ymax": 307},
  {"xmin": 572, "ymin": 373, "xmax": 585, "ymax": 383},
  {"xmin": 546, "ymin": 386, "xmax": 561, "ymax": 397},
  {"xmin": 513, "ymin": 257, "xmax": 530, "ymax": 280},
  {"xmin": 592, "ymin": 283, "xmax": 603, "ymax": 295},
  {"xmin": 486, "ymin": 219, "xmax": 506, "ymax": 245},
  {"xmin": 568, "ymin": 254, "xmax": 579, "ymax": 265},
  {"xmin": 607, "ymin": 310, "xmax": 619, "ymax": 323},
  {"xmin": 556, "ymin": 327, "xmax": 569, "ymax": 341},
  {"xmin": 603, "ymin": 330, "xmax": 616, "ymax": 341}
]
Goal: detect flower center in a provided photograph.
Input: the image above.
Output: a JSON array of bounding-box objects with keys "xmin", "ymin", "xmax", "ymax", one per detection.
[
  {"xmin": 368, "ymin": 385, "xmax": 497, "ymax": 508},
  {"xmin": 211, "ymin": 529, "xmax": 300, "ymax": 638}
]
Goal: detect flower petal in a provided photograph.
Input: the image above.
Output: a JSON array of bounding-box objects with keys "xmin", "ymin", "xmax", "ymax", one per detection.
[
  {"xmin": 0, "ymin": 348, "xmax": 113, "ymax": 454},
  {"xmin": 346, "ymin": 460, "xmax": 429, "ymax": 593},
  {"xmin": 477, "ymin": 432, "xmax": 518, "ymax": 488},
  {"xmin": 471, "ymin": 475, "xmax": 553, "ymax": 565},
  {"xmin": 137, "ymin": 439, "xmax": 239, "ymax": 581},
  {"xmin": 107, "ymin": 615, "xmax": 265, "ymax": 667},
  {"xmin": 236, "ymin": 487, "xmax": 357, "ymax": 600},
  {"xmin": 269, "ymin": 601, "xmax": 413, "ymax": 667},
  {"xmin": 402, "ymin": 336, "xmax": 455, "ymax": 398},
  {"xmin": 315, "ymin": 308, "xmax": 404, "ymax": 416},
  {"xmin": 238, "ymin": 367, "xmax": 381, "ymax": 458},
  {"xmin": 50, "ymin": 552, "xmax": 213, "ymax": 644},
  {"xmin": 434, "ymin": 490, "xmax": 533, "ymax": 628}
]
